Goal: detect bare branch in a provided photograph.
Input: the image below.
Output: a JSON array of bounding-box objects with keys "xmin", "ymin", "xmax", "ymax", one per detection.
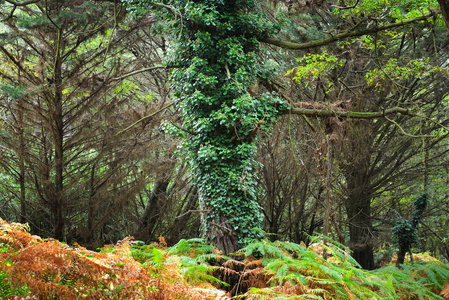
[
  {"xmin": 110, "ymin": 65, "xmax": 168, "ymax": 82},
  {"xmin": 175, "ymin": 209, "xmax": 211, "ymax": 219},
  {"xmin": 331, "ymin": 0, "xmax": 360, "ymax": 10},
  {"xmin": 116, "ymin": 102, "xmax": 174, "ymax": 135},
  {"xmin": 384, "ymin": 115, "xmax": 435, "ymax": 138},
  {"xmin": 261, "ymin": 13, "xmax": 434, "ymax": 50}
]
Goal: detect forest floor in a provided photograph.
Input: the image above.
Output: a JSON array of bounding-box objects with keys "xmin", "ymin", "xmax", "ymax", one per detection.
[{"xmin": 1, "ymin": 217, "xmax": 449, "ymax": 299}]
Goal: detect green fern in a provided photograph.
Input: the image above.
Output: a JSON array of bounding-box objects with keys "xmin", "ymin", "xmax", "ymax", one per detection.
[
  {"xmin": 240, "ymin": 239, "xmax": 305, "ymax": 260},
  {"xmin": 177, "ymin": 255, "xmax": 228, "ymax": 286},
  {"xmin": 0, "ymin": 271, "xmax": 29, "ymax": 297},
  {"xmin": 168, "ymin": 238, "xmax": 214, "ymax": 256},
  {"xmin": 130, "ymin": 243, "xmax": 160, "ymax": 264},
  {"xmin": 239, "ymin": 238, "xmax": 407, "ymax": 299},
  {"xmin": 373, "ymin": 261, "xmax": 448, "ymax": 299},
  {"xmin": 415, "ymin": 260, "xmax": 449, "ymax": 290}
]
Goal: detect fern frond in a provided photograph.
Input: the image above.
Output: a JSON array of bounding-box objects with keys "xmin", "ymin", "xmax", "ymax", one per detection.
[{"xmin": 0, "ymin": 271, "xmax": 29, "ymax": 297}]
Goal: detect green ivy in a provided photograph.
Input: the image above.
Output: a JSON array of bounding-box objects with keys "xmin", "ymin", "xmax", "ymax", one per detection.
[
  {"xmin": 393, "ymin": 192, "xmax": 428, "ymax": 266},
  {"xmin": 126, "ymin": 0, "xmax": 287, "ymax": 250}
]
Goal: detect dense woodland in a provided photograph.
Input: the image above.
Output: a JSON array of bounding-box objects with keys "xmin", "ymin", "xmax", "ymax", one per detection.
[{"xmin": 1, "ymin": 0, "xmax": 449, "ymax": 297}]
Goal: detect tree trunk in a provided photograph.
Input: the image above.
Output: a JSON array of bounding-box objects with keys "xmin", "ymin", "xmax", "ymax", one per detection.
[
  {"xmin": 136, "ymin": 179, "xmax": 169, "ymax": 242},
  {"xmin": 52, "ymin": 32, "xmax": 65, "ymax": 241},
  {"xmin": 344, "ymin": 169, "xmax": 375, "ymax": 270},
  {"xmin": 198, "ymin": 192, "xmax": 242, "ymax": 256},
  {"xmin": 167, "ymin": 186, "xmax": 199, "ymax": 242},
  {"xmin": 17, "ymin": 97, "xmax": 26, "ymax": 223},
  {"xmin": 212, "ymin": 217, "xmax": 241, "ymax": 256},
  {"xmin": 438, "ymin": 0, "xmax": 449, "ymax": 29},
  {"xmin": 396, "ymin": 246, "xmax": 408, "ymax": 267}
]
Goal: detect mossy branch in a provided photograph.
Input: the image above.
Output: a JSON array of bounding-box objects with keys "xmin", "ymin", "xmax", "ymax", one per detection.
[
  {"xmin": 286, "ymin": 106, "xmax": 415, "ymax": 118},
  {"xmin": 4, "ymin": 0, "xmax": 39, "ymax": 5},
  {"xmin": 261, "ymin": 13, "xmax": 434, "ymax": 50}
]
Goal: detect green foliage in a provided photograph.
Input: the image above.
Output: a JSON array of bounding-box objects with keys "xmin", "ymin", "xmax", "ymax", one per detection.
[
  {"xmin": 0, "ymin": 84, "xmax": 26, "ymax": 100},
  {"xmin": 168, "ymin": 238, "xmax": 215, "ymax": 256},
  {"xmin": 373, "ymin": 261, "xmax": 449, "ymax": 299},
  {"xmin": 127, "ymin": 0, "xmax": 288, "ymax": 248},
  {"xmin": 178, "ymin": 255, "xmax": 229, "ymax": 287},
  {"xmin": 130, "ymin": 238, "xmax": 228, "ymax": 287},
  {"xmin": 287, "ymin": 51, "xmax": 345, "ymax": 91},
  {"xmin": 0, "ymin": 270, "xmax": 30, "ymax": 298},
  {"xmin": 168, "ymin": 239, "xmax": 229, "ymax": 286},
  {"xmin": 393, "ymin": 192, "xmax": 428, "ymax": 255},
  {"xmin": 334, "ymin": 0, "xmax": 440, "ymax": 24},
  {"xmin": 366, "ymin": 58, "xmax": 447, "ymax": 88},
  {"xmin": 239, "ymin": 238, "xmax": 449, "ymax": 299},
  {"xmin": 130, "ymin": 243, "xmax": 165, "ymax": 265}
]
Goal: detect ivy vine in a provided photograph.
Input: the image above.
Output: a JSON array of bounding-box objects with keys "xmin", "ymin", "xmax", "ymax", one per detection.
[
  {"xmin": 125, "ymin": 0, "xmax": 286, "ymax": 251},
  {"xmin": 393, "ymin": 192, "xmax": 428, "ymax": 266}
]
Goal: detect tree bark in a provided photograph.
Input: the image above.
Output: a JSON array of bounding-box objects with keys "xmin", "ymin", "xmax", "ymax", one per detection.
[
  {"xmin": 136, "ymin": 179, "xmax": 169, "ymax": 242},
  {"xmin": 212, "ymin": 218, "xmax": 241, "ymax": 256},
  {"xmin": 396, "ymin": 245, "xmax": 409, "ymax": 267},
  {"xmin": 438, "ymin": 0, "xmax": 449, "ymax": 29},
  {"xmin": 344, "ymin": 166, "xmax": 375, "ymax": 270},
  {"xmin": 52, "ymin": 28, "xmax": 65, "ymax": 241},
  {"xmin": 17, "ymin": 97, "xmax": 26, "ymax": 223}
]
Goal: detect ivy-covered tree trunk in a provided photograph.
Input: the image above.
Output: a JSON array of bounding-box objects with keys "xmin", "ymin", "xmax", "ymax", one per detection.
[
  {"xmin": 394, "ymin": 193, "xmax": 428, "ymax": 267},
  {"xmin": 161, "ymin": 0, "xmax": 286, "ymax": 254}
]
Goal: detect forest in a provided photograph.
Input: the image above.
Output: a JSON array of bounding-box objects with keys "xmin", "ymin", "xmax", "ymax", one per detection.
[{"xmin": 1, "ymin": 0, "xmax": 449, "ymax": 298}]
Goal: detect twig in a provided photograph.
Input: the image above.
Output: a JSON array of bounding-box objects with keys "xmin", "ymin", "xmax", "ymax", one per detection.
[
  {"xmin": 169, "ymin": 120, "xmax": 197, "ymax": 136},
  {"xmin": 175, "ymin": 209, "xmax": 211, "ymax": 219},
  {"xmin": 331, "ymin": 0, "xmax": 360, "ymax": 9},
  {"xmin": 116, "ymin": 102, "xmax": 174, "ymax": 135},
  {"xmin": 4, "ymin": 0, "xmax": 39, "ymax": 5},
  {"xmin": 210, "ymin": 222, "xmax": 234, "ymax": 233},
  {"xmin": 384, "ymin": 115, "xmax": 435, "ymax": 138},
  {"xmin": 287, "ymin": 106, "xmax": 415, "ymax": 118},
  {"xmin": 111, "ymin": 65, "xmax": 169, "ymax": 81},
  {"xmin": 421, "ymin": 221, "xmax": 449, "ymax": 260}
]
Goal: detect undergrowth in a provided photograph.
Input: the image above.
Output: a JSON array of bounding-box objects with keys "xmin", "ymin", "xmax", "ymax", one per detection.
[
  {"xmin": 0, "ymin": 218, "xmax": 220, "ymax": 299},
  {"xmin": 1, "ymin": 218, "xmax": 449, "ymax": 300},
  {"xmin": 238, "ymin": 238, "xmax": 449, "ymax": 299}
]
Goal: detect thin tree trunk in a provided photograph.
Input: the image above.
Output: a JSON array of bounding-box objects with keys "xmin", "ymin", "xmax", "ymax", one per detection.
[
  {"xmin": 438, "ymin": 0, "xmax": 449, "ymax": 29},
  {"xmin": 323, "ymin": 137, "xmax": 332, "ymax": 259},
  {"xmin": 169, "ymin": 186, "xmax": 198, "ymax": 239},
  {"xmin": 52, "ymin": 29, "xmax": 65, "ymax": 241},
  {"xmin": 17, "ymin": 97, "xmax": 26, "ymax": 223},
  {"xmin": 396, "ymin": 245, "xmax": 409, "ymax": 267}
]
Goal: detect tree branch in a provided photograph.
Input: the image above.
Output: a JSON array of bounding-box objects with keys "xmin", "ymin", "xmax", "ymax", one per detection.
[
  {"xmin": 384, "ymin": 115, "xmax": 435, "ymax": 138},
  {"xmin": 285, "ymin": 106, "xmax": 417, "ymax": 119},
  {"xmin": 4, "ymin": 0, "xmax": 39, "ymax": 5},
  {"xmin": 261, "ymin": 13, "xmax": 434, "ymax": 50},
  {"xmin": 110, "ymin": 65, "xmax": 168, "ymax": 82},
  {"xmin": 175, "ymin": 209, "xmax": 211, "ymax": 219},
  {"xmin": 116, "ymin": 102, "xmax": 174, "ymax": 135}
]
